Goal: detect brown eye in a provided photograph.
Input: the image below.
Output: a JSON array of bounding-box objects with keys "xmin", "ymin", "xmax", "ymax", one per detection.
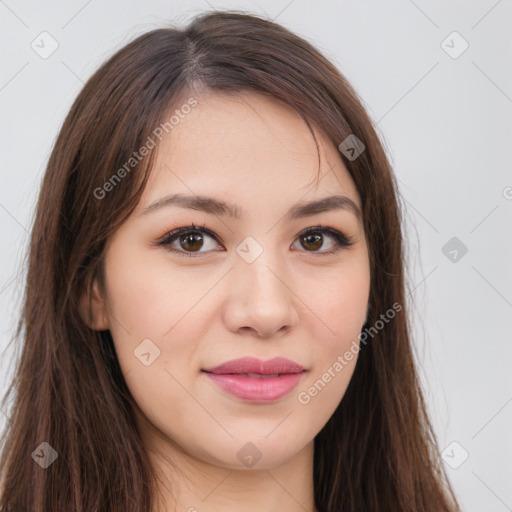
[
  {"xmin": 300, "ymin": 232, "xmax": 323, "ymax": 251},
  {"xmin": 292, "ymin": 227, "xmax": 354, "ymax": 255},
  {"xmin": 158, "ymin": 225, "xmax": 220, "ymax": 257},
  {"xmin": 158, "ymin": 224, "xmax": 354, "ymax": 258},
  {"xmin": 179, "ymin": 232, "xmax": 204, "ymax": 252}
]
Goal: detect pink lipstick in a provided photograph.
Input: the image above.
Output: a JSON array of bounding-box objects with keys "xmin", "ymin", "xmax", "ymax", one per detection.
[{"xmin": 202, "ymin": 356, "xmax": 305, "ymax": 403}]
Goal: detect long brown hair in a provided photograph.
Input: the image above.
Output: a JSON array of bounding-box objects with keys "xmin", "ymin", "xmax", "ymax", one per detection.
[{"xmin": 0, "ymin": 10, "xmax": 460, "ymax": 512}]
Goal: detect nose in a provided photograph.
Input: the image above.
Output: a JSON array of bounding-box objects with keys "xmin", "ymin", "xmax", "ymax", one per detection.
[{"xmin": 222, "ymin": 249, "xmax": 299, "ymax": 339}]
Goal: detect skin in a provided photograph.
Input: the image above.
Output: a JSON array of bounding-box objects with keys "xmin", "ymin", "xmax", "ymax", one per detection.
[{"xmin": 84, "ymin": 90, "xmax": 371, "ymax": 512}]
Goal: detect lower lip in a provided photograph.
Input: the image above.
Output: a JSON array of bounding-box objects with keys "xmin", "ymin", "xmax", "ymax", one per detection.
[{"xmin": 203, "ymin": 372, "xmax": 305, "ymax": 402}]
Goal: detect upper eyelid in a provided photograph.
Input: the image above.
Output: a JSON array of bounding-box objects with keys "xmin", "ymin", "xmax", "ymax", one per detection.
[{"xmin": 158, "ymin": 225, "xmax": 351, "ymax": 247}]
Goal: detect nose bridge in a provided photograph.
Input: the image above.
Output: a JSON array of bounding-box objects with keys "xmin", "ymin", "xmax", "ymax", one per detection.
[
  {"xmin": 241, "ymin": 250, "xmax": 285, "ymax": 300},
  {"xmin": 223, "ymin": 236, "xmax": 298, "ymax": 336},
  {"xmin": 239, "ymin": 239, "xmax": 290, "ymax": 304}
]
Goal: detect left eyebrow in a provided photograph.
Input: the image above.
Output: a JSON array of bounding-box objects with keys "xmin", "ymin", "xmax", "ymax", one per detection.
[{"xmin": 140, "ymin": 193, "xmax": 362, "ymax": 223}]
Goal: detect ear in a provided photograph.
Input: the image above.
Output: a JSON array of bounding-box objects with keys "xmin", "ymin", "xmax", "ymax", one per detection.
[{"xmin": 79, "ymin": 278, "xmax": 110, "ymax": 331}]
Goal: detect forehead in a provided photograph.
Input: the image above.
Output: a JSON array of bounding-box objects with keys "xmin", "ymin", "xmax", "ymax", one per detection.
[{"xmin": 138, "ymin": 91, "xmax": 361, "ymax": 215}]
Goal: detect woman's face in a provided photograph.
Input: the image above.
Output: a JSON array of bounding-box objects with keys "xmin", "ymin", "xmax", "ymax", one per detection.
[{"xmin": 89, "ymin": 90, "xmax": 370, "ymax": 470}]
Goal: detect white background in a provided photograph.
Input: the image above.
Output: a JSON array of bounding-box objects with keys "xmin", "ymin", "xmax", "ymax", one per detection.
[{"xmin": 1, "ymin": 1, "xmax": 511, "ymax": 510}]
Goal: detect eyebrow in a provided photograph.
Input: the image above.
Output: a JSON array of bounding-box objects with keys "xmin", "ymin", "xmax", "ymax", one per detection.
[{"xmin": 141, "ymin": 193, "xmax": 362, "ymax": 222}]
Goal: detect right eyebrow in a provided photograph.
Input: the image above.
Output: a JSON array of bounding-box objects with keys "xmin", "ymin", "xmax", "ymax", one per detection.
[{"xmin": 140, "ymin": 193, "xmax": 362, "ymax": 223}]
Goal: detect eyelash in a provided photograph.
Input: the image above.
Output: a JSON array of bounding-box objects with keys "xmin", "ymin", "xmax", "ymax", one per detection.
[{"xmin": 156, "ymin": 222, "xmax": 355, "ymax": 258}]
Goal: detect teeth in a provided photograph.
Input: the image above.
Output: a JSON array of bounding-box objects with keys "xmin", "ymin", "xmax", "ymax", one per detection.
[{"xmin": 244, "ymin": 373, "xmax": 280, "ymax": 378}]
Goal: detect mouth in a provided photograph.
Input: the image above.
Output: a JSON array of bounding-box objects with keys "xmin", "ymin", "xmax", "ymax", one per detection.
[
  {"xmin": 202, "ymin": 356, "xmax": 305, "ymax": 375},
  {"xmin": 203, "ymin": 372, "xmax": 288, "ymax": 378},
  {"xmin": 201, "ymin": 357, "xmax": 306, "ymax": 402}
]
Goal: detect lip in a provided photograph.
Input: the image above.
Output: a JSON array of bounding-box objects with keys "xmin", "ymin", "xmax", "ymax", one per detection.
[
  {"xmin": 202, "ymin": 357, "xmax": 306, "ymax": 403},
  {"xmin": 203, "ymin": 356, "xmax": 304, "ymax": 375}
]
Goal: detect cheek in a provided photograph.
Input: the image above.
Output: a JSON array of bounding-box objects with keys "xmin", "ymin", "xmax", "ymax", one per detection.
[
  {"xmin": 297, "ymin": 256, "xmax": 370, "ymax": 341},
  {"xmin": 294, "ymin": 276, "xmax": 367, "ymax": 418},
  {"xmin": 294, "ymin": 256, "xmax": 369, "ymax": 400},
  {"xmin": 102, "ymin": 247, "xmax": 208, "ymax": 381},
  {"xmin": 102, "ymin": 254, "xmax": 200, "ymax": 430},
  {"xmin": 103, "ymin": 247, "xmax": 195, "ymax": 336}
]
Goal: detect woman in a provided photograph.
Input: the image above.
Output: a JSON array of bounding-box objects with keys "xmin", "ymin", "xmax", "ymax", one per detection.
[{"xmin": 0, "ymin": 10, "xmax": 461, "ymax": 512}]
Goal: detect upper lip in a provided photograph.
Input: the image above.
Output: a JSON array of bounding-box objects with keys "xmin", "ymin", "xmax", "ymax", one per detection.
[{"xmin": 202, "ymin": 357, "xmax": 305, "ymax": 375}]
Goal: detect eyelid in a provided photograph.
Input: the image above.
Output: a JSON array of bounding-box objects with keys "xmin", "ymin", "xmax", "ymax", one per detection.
[
  {"xmin": 156, "ymin": 223, "xmax": 355, "ymax": 257},
  {"xmin": 298, "ymin": 225, "xmax": 354, "ymax": 248},
  {"xmin": 154, "ymin": 223, "xmax": 220, "ymax": 254}
]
